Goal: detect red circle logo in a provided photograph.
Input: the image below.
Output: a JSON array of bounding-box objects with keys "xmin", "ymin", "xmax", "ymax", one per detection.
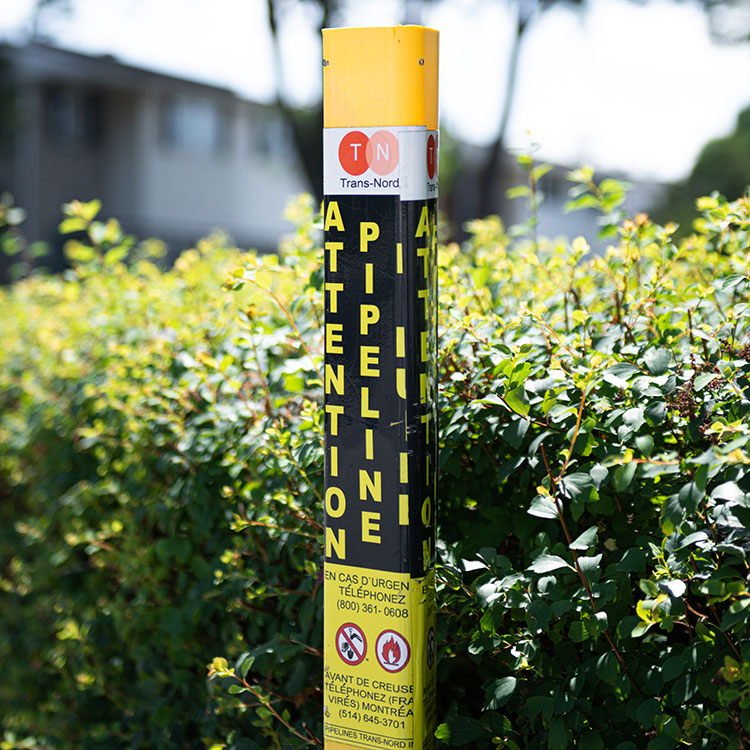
[
  {"xmin": 426, "ymin": 134, "xmax": 437, "ymax": 179},
  {"xmin": 366, "ymin": 131, "xmax": 399, "ymax": 175},
  {"xmin": 339, "ymin": 131, "xmax": 370, "ymax": 176},
  {"xmin": 338, "ymin": 130, "xmax": 399, "ymax": 176}
]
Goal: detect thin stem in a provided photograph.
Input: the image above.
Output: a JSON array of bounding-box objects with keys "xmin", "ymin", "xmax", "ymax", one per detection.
[
  {"xmin": 556, "ymin": 385, "xmax": 588, "ymax": 482},
  {"xmin": 236, "ymin": 674, "xmax": 324, "ymax": 747},
  {"xmin": 540, "ymin": 442, "xmax": 640, "ymax": 694},
  {"xmin": 249, "ymin": 324, "xmax": 273, "ymax": 416},
  {"xmin": 241, "ymin": 275, "xmax": 323, "ymax": 383}
]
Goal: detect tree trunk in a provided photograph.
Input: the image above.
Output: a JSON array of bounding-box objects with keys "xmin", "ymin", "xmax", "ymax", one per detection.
[
  {"xmin": 265, "ymin": 0, "xmax": 327, "ymax": 204},
  {"xmin": 477, "ymin": 12, "xmax": 527, "ymax": 217}
]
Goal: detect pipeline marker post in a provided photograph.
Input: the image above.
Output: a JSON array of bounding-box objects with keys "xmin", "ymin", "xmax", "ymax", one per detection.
[{"xmin": 322, "ymin": 26, "xmax": 439, "ymax": 750}]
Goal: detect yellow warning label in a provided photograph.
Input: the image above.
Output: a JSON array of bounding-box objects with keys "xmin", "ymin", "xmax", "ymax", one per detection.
[{"xmin": 324, "ymin": 563, "xmax": 436, "ymax": 749}]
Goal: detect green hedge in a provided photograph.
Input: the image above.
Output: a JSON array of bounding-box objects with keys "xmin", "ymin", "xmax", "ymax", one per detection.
[{"xmin": 2, "ymin": 170, "xmax": 750, "ymax": 749}]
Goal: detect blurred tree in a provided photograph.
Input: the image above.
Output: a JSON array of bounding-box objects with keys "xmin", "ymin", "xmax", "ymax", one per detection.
[
  {"xmin": 475, "ymin": 0, "xmax": 750, "ymax": 216},
  {"xmin": 30, "ymin": 0, "xmax": 72, "ymax": 39},
  {"xmin": 476, "ymin": 0, "xmax": 583, "ymax": 216},
  {"xmin": 0, "ymin": 51, "xmax": 15, "ymax": 152},
  {"xmin": 654, "ymin": 105, "xmax": 750, "ymax": 233},
  {"xmin": 699, "ymin": 0, "xmax": 750, "ymax": 42},
  {"xmin": 24, "ymin": 0, "xmax": 750, "ymax": 216},
  {"xmin": 265, "ymin": 0, "xmax": 340, "ymax": 203}
]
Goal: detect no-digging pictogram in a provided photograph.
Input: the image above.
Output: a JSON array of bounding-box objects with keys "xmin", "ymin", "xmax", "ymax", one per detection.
[
  {"xmin": 376, "ymin": 629, "xmax": 410, "ymax": 673},
  {"xmin": 427, "ymin": 626, "xmax": 435, "ymax": 669},
  {"xmin": 336, "ymin": 623, "xmax": 367, "ymax": 666}
]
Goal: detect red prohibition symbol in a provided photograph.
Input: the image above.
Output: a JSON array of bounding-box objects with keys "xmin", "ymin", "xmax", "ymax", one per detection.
[
  {"xmin": 336, "ymin": 623, "xmax": 367, "ymax": 666},
  {"xmin": 375, "ymin": 629, "xmax": 410, "ymax": 673}
]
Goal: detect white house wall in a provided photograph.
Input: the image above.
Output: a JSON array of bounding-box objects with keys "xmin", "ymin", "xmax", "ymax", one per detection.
[{"xmin": 1, "ymin": 43, "xmax": 309, "ymax": 255}]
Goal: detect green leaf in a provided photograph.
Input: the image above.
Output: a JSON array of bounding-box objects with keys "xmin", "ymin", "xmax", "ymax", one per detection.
[
  {"xmin": 635, "ymin": 434, "xmax": 654, "ymax": 457},
  {"xmin": 504, "ymin": 386, "xmax": 530, "ymax": 417},
  {"xmin": 528, "ymin": 495, "xmax": 559, "ymax": 519},
  {"xmin": 559, "ymin": 473, "xmax": 594, "ymax": 501},
  {"xmin": 589, "ymin": 464, "xmax": 608, "ymax": 489},
  {"xmin": 502, "ymin": 418, "xmax": 529, "ymax": 448},
  {"xmin": 59, "ymin": 217, "xmax": 88, "ymax": 233},
  {"xmin": 636, "ymin": 698, "xmax": 663, "ymax": 729},
  {"xmin": 569, "ymin": 526, "xmax": 597, "ymax": 551},
  {"xmin": 104, "ymin": 246, "xmax": 128, "ymax": 266},
  {"xmin": 579, "ymin": 732, "xmax": 605, "ymax": 750},
  {"xmin": 5, "ymin": 206, "xmax": 26, "ymax": 225},
  {"xmin": 578, "ymin": 554, "xmax": 602, "ymax": 580},
  {"xmin": 483, "ymin": 676, "xmax": 517, "ymax": 710},
  {"xmin": 661, "ymin": 494, "xmax": 683, "ymax": 535},
  {"xmin": 694, "ymin": 372, "xmax": 717, "ymax": 391},
  {"xmin": 721, "ymin": 598, "xmax": 750, "ymax": 630},
  {"xmin": 670, "ymin": 673, "xmax": 697, "ymax": 704},
  {"xmin": 65, "ymin": 242, "xmax": 96, "ymax": 263},
  {"xmin": 644, "ymin": 348, "xmax": 671, "ymax": 375},
  {"xmin": 531, "ymin": 163, "xmax": 553, "ymax": 182},
  {"xmin": 230, "ymin": 740, "xmax": 260, "ymax": 750},
  {"xmin": 434, "ymin": 718, "xmax": 485, "ymax": 745},
  {"xmin": 696, "ymin": 195, "xmax": 719, "ymax": 211},
  {"xmin": 528, "ymin": 599, "xmax": 553, "ymax": 631},
  {"xmin": 548, "ymin": 716, "xmax": 568, "ymax": 750},
  {"xmin": 595, "ymin": 652, "xmax": 619, "ymax": 685},
  {"xmin": 506, "ymin": 185, "xmax": 532, "ymax": 200},
  {"xmin": 647, "ymin": 735, "xmax": 676, "ymax": 750},
  {"xmin": 529, "ymin": 554, "xmax": 570, "ymax": 574},
  {"xmin": 679, "ymin": 531, "xmax": 708, "ymax": 548},
  {"xmin": 237, "ymin": 653, "xmax": 255, "ymax": 681},
  {"xmin": 608, "ymin": 363, "xmax": 640, "ymax": 379},
  {"xmin": 712, "ymin": 481, "xmax": 747, "ymax": 504},
  {"xmin": 661, "ymin": 654, "xmax": 685, "ymax": 682},
  {"xmin": 644, "ymin": 401, "xmax": 667, "ymax": 425},
  {"xmin": 529, "ymin": 430, "xmax": 553, "ymax": 455},
  {"xmin": 719, "ymin": 272, "xmax": 748, "ymax": 291},
  {"xmin": 565, "ymin": 194, "xmax": 600, "ymax": 213},
  {"xmin": 616, "ymin": 548, "xmax": 646, "ymax": 573},
  {"xmin": 622, "ymin": 407, "xmax": 645, "ymax": 431},
  {"xmin": 613, "ymin": 463, "xmax": 636, "ymax": 493},
  {"xmin": 662, "ymin": 579, "xmax": 686, "ymax": 598},
  {"xmin": 522, "ymin": 695, "xmax": 549, "ymax": 718},
  {"xmin": 678, "ymin": 482, "xmax": 703, "ymax": 514},
  {"xmin": 631, "ymin": 621, "xmax": 654, "ymax": 638}
]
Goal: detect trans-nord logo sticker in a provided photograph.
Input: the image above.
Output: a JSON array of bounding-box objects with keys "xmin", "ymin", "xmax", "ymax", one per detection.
[{"xmin": 339, "ymin": 130, "xmax": 398, "ymax": 176}]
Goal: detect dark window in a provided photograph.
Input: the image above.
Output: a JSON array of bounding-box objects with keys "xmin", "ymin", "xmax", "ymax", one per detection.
[
  {"xmin": 45, "ymin": 86, "xmax": 101, "ymax": 148},
  {"xmin": 160, "ymin": 95, "xmax": 229, "ymax": 155},
  {"xmin": 249, "ymin": 111, "xmax": 291, "ymax": 160}
]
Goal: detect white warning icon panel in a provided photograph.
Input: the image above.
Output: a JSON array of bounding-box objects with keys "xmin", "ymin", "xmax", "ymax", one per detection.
[
  {"xmin": 375, "ymin": 629, "xmax": 410, "ymax": 673},
  {"xmin": 336, "ymin": 623, "xmax": 367, "ymax": 666}
]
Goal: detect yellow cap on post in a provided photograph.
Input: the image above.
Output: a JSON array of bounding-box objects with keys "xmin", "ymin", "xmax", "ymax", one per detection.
[{"xmin": 322, "ymin": 26, "xmax": 439, "ymax": 130}]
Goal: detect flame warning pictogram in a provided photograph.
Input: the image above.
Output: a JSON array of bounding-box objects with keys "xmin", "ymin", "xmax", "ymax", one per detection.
[
  {"xmin": 375, "ymin": 629, "xmax": 410, "ymax": 673},
  {"xmin": 336, "ymin": 623, "xmax": 367, "ymax": 666}
]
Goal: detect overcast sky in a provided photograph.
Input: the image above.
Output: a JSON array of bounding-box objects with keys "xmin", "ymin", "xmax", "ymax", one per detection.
[{"xmin": 3, "ymin": 0, "xmax": 750, "ymax": 182}]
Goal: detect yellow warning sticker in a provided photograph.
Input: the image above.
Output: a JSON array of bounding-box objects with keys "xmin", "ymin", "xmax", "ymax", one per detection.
[{"xmin": 324, "ymin": 563, "xmax": 436, "ymax": 749}]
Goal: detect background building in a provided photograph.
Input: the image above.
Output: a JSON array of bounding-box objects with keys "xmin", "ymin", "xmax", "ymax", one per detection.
[{"xmin": 0, "ymin": 42, "xmax": 306, "ymax": 262}]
